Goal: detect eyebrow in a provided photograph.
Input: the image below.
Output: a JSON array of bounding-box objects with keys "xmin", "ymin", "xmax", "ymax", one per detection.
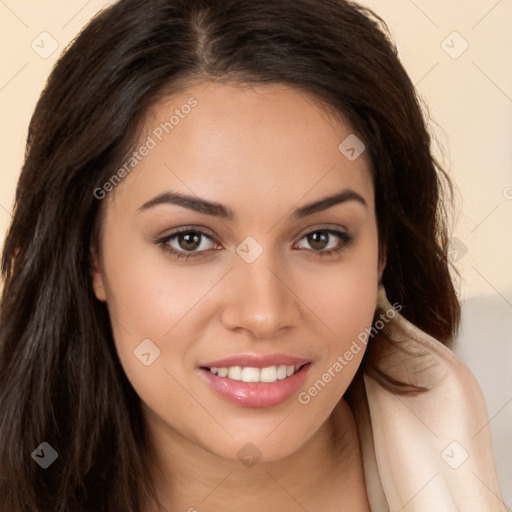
[{"xmin": 138, "ymin": 188, "xmax": 367, "ymax": 220}]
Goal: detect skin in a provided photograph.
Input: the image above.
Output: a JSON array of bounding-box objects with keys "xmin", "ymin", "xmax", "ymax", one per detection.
[{"xmin": 91, "ymin": 81, "xmax": 386, "ymax": 511}]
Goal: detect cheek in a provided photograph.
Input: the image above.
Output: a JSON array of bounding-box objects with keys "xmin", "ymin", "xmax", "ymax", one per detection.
[
  {"xmin": 299, "ymin": 232, "xmax": 379, "ymax": 392},
  {"xmin": 101, "ymin": 225, "xmax": 216, "ymax": 339},
  {"xmin": 304, "ymin": 230, "xmax": 379, "ymax": 338},
  {"xmin": 99, "ymin": 245, "xmax": 209, "ymax": 439},
  {"xmin": 97, "ymin": 226, "xmax": 212, "ymax": 392}
]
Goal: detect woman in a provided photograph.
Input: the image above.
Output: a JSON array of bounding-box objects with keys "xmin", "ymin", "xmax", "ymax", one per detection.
[{"xmin": 0, "ymin": 0, "xmax": 506, "ymax": 510}]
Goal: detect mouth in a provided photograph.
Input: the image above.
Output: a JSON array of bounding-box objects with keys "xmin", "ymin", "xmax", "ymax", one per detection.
[
  {"xmin": 204, "ymin": 363, "xmax": 305, "ymax": 383},
  {"xmin": 198, "ymin": 354, "xmax": 311, "ymax": 408}
]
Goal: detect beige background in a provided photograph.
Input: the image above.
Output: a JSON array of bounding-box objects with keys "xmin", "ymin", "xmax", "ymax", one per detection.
[{"xmin": 1, "ymin": 0, "xmax": 511, "ymax": 505}]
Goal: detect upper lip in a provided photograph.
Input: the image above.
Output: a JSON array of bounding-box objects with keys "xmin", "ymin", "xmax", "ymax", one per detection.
[{"xmin": 200, "ymin": 353, "xmax": 310, "ymax": 369}]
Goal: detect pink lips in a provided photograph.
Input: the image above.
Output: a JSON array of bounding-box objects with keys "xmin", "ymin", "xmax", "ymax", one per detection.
[{"xmin": 198, "ymin": 353, "xmax": 311, "ymax": 408}]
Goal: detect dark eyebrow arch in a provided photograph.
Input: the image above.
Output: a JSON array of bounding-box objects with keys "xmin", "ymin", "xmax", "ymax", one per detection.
[
  {"xmin": 137, "ymin": 188, "xmax": 366, "ymax": 220},
  {"xmin": 291, "ymin": 189, "xmax": 367, "ymax": 219},
  {"xmin": 138, "ymin": 191, "xmax": 236, "ymax": 220}
]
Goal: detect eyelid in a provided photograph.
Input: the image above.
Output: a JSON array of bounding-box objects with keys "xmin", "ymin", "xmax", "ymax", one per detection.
[
  {"xmin": 156, "ymin": 224, "xmax": 217, "ymax": 238},
  {"xmin": 294, "ymin": 223, "xmax": 350, "ymax": 239}
]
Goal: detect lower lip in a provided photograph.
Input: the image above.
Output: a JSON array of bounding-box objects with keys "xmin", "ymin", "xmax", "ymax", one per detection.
[{"xmin": 199, "ymin": 364, "xmax": 311, "ymax": 408}]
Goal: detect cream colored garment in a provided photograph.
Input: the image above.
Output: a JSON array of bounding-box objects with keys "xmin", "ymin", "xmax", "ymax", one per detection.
[{"xmin": 349, "ymin": 287, "xmax": 507, "ymax": 512}]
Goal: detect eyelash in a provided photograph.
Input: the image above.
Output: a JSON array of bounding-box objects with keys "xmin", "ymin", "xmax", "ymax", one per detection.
[{"xmin": 156, "ymin": 227, "xmax": 354, "ymax": 262}]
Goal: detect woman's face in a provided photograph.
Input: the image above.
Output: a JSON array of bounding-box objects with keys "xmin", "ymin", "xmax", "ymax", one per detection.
[{"xmin": 92, "ymin": 82, "xmax": 384, "ymax": 464}]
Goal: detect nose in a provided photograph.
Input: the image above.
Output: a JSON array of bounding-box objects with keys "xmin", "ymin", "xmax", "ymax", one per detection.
[{"xmin": 220, "ymin": 252, "xmax": 302, "ymax": 339}]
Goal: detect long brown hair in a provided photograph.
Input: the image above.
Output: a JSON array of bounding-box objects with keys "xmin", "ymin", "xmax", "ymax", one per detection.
[{"xmin": 0, "ymin": 0, "xmax": 460, "ymax": 510}]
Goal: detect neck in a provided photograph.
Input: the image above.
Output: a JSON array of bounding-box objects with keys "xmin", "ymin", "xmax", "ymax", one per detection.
[{"xmin": 145, "ymin": 399, "xmax": 369, "ymax": 512}]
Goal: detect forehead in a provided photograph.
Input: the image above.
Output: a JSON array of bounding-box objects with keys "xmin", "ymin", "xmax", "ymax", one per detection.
[{"xmin": 110, "ymin": 81, "xmax": 374, "ymax": 217}]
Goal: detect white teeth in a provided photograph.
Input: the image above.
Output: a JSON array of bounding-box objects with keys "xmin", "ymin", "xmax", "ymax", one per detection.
[
  {"xmin": 228, "ymin": 366, "xmax": 243, "ymax": 381},
  {"xmin": 277, "ymin": 365, "xmax": 287, "ymax": 380},
  {"xmin": 241, "ymin": 367, "xmax": 260, "ymax": 382},
  {"xmin": 260, "ymin": 366, "xmax": 277, "ymax": 382},
  {"xmin": 208, "ymin": 364, "xmax": 303, "ymax": 383}
]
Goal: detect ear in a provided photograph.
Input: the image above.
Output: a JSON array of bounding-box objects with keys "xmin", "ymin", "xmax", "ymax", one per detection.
[
  {"xmin": 378, "ymin": 244, "xmax": 387, "ymax": 284},
  {"xmin": 90, "ymin": 246, "xmax": 107, "ymax": 302}
]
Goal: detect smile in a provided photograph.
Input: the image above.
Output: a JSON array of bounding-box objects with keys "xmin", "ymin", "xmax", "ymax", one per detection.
[
  {"xmin": 207, "ymin": 364, "xmax": 302, "ymax": 383},
  {"xmin": 198, "ymin": 354, "xmax": 311, "ymax": 408}
]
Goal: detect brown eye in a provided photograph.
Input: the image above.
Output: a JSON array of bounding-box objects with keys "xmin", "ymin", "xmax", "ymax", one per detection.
[
  {"xmin": 161, "ymin": 230, "xmax": 217, "ymax": 255},
  {"xmin": 295, "ymin": 228, "xmax": 354, "ymax": 257},
  {"xmin": 176, "ymin": 232, "xmax": 202, "ymax": 251},
  {"xmin": 306, "ymin": 231, "xmax": 330, "ymax": 250}
]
